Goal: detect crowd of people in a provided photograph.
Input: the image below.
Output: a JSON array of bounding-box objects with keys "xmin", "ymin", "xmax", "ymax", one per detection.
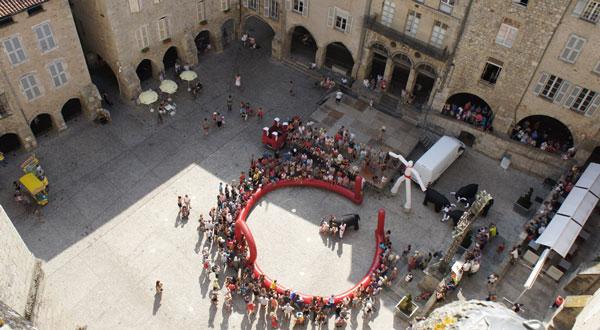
[
  {"xmin": 441, "ymin": 102, "xmax": 494, "ymax": 131},
  {"xmin": 191, "ymin": 117, "xmax": 410, "ymax": 326},
  {"xmin": 509, "ymin": 121, "xmax": 575, "ymax": 156}
]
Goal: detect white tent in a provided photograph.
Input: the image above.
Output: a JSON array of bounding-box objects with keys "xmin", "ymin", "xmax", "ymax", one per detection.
[
  {"xmin": 536, "ymin": 215, "xmax": 582, "ymax": 258},
  {"xmin": 575, "ymin": 163, "xmax": 600, "ymax": 197},
  {"xmin": 556, "ymin": 187, "xmax": 599, "ymax": 226}
]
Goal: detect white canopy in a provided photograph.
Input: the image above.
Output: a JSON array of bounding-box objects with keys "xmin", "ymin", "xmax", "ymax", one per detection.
[
  {"xmin": 556, "ymin": 186, "xmax": 599, "ymax": 226},
  {"xmin": 575, "ymin": 163, "xmax": 600, "ymax": 197},
  {"xmin": 536, "ymin": 215, "xmax": 582, "ymax": 258}
]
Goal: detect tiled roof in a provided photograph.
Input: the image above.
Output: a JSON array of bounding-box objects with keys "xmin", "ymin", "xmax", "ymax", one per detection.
[{"xmin": 0, "ymin": 0, "xmax": 48, "ymax": 18}]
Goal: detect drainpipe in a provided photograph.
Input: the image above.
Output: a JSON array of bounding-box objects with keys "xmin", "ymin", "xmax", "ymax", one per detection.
[
  {"xmin": 355, "ymin": 0, "xmax": 373, "ymax": 81},
  {"xmin": 511, "ymin": 0, "xmax": 573, "ymax": 126}
]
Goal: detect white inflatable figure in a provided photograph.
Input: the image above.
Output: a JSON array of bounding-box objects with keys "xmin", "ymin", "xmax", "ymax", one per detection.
[{"xmin": 389, "ymin": 152, "xmax": 427, "ymax": 210}]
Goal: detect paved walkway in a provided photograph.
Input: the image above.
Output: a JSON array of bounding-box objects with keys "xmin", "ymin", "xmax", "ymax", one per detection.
[{"xmin": 0, "ymin": 44, "xmax": 550, "ymax": 329}]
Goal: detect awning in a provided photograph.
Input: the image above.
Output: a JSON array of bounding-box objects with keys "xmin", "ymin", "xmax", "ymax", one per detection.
[
  {"xmin": 536, "ymin": 215, "xmax": 582, "ymax": 258},
  {"xmin": 575, "ymin": 163, "xmax": 600, "ymax": 197},
  {"xmin": 556, "ymin": 187, "xmax": 599, "ymax": 226}
]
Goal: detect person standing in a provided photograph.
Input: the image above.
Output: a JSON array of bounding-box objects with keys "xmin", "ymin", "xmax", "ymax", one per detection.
[
  {"xmin": 177, "ymin": 196, "xmax": 183, "ymax": 210},
  {"xmin": 289, "ymin": 80, "xmax": 295, "ymax": 96},
  {"xmin": 335, "ymin": 90, "xmax": 343, "ymax": 104},
  {"xmin": 183, "ymin": 195, "xmax": 191, "ymax": 209},
  {"xmin": 155, "ymin": 280, "xmax": 164, "ymax": 295},
  {"xmin": 227, "ymin": 95, "xmax": 233, "ymax": 111},
  {"xmin": 157, "ymin": 110, "xmax": 164, "ymax": 125},
  {"xmin": 202, "ymin": 118, "xmax": 210, "ymax": 136},
  {"xmin": 235, "ymin": 74, "xmax": 242, "ymax": 88}
]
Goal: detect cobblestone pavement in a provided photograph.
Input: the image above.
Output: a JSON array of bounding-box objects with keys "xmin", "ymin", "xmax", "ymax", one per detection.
[{"xmin": 0, "ymin": 42, "xmax": 549, "ymax": 329}]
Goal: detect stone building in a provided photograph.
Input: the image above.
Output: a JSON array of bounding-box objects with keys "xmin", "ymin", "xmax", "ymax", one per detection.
[
  {"xmin": 70, "ymin": 0, "xmax": 240, "ymax": 100},
  {"xmin": 0, "ymin": 0, "xmax": 101, "ymax": 152},
  {"xmin": 358, "ymin": 0, "xmax": 471, "ymax": 105}
]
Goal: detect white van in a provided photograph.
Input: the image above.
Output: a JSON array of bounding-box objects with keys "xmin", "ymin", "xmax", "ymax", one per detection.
[{"xmin": 413, "ymin": 135, "xmax": 465, "ymax": 187}]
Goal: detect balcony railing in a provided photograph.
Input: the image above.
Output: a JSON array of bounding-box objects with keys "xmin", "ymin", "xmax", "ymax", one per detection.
[{"xmin": 364, "ymin": 15, "xmax": 449, "ymax": 61}]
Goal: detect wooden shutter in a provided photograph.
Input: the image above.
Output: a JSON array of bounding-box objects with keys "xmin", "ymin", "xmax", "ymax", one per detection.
[
  {"xmin": 327, "ymin": 7, "xmax": 335, "ymax": 27},
  {"xmin": 554, "ymin": 80, "xmax": 571, "ymax": 104},
  {"xmin": 303, "ymin": 0, "xmax": 308, "ymax": 16},
  {"xmin": 264, "ymin": 0, "xmax": 270, "ymax": 16},
  {"xmin": 569, "ymin": 37, "xmax": 585, "ymax": 62},
  {"xmin": 586, "ymin": 94, "xmax": 600, "ymax": 117},
  {"xmin": 345, "ymin": 15, "xmax": 353, "ymax": 33},
  {"xmin": 129, "ymin": 0, "xmax": 140, "ymax": 13},
  {"xmin": 564, "ymin": 85, "xmax": 582, "ymax": 108},
  {"xmin": 573, "ymin": 0, "xmax": 588, "ymax": 16},
  {"xmin": 532, "ymin": 72, "xmax": 549, "ymax": 95}
]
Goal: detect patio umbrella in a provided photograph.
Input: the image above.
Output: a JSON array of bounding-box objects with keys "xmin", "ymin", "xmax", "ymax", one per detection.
[
  {"xmin": 159, "ymin": 79, "xmax": 178, "ymax": 94},
  {"xmin": 138, "ymin": 90, "xmax": 158, "ymax": 105},
  {"xmin": 180, "ymin": 70, "xmax": 198, "ymax": 91}
]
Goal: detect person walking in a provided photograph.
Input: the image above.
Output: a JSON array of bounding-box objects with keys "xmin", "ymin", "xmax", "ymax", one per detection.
[
  {"xmin": 227, "ymin": 95, "xmax": 233, "ymax": 111},
  {"xmin": 177, "ymin": 196, "xmax": 183, "ymax": 210},
  {"xmin": 183, "ymin": 195, "xmax": 191, "ymax": 209},
  {"xmin": 335, "ymin": 90, "xmax": 343, "ymax": 104},
  {"xmin": 157, "ymin": 110, "xmax": 164, "ymax": 125},
  {"xmin": 235, "ymin": 74, "xmax": 241, "ymax": 89},
  {"xmin": 202, "ymin": 118, "xmax": 210, "ymax": 136},
  {"xmin": 155, "ymin": 280, "xmax": 164, "ymax": 295}
]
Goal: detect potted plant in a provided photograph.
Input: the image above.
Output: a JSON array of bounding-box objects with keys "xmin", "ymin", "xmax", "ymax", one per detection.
[
  {"xmin": 199, "ymin": 20, "xmax": 207, "ymax": 25},
  {"xmin": 162, "ymin": 38, "xmax": 171, "ymax": 44},
  {"xmin": 141, "ymin": 47, "xmax": 149, "ymax": 53},
  {"xmin": 513, "ymin": 187, "xmax": 534, "ymax": 216},
  {"xmin": 395, "ymin": 294, "xmax": 419, "ymax": 320}
]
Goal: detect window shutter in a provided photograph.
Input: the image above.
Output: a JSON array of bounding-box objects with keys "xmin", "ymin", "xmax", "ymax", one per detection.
[
  {"xmin": 264, "ymin": 0, "xmax": 270, "ymax": 17},
  {"xmin": 554, "ymin": 81, "xmax": 571, "ymax": 104},
  {"xmin": 285, "ymin": 0, "xmax": 291, "ymax": 10},
  {"xmin": 586, "ymin": 94, "xmax": 600, "ymax": 117},
  {"xmin": 569, "ymin": 37, "xmax": 585, "ymax": 62},
  {"xmin": 564, "ymin": 85, "xmax": 582, "ymax": 108},
  {"xmin": 327, "ymin": 7, "xmax": 335, "ymax": 27},
  {"xmin": 129, "ymin": 0, "xmax": 140, "ymax": 13},
  {"xmin": 533, "ymin": 72, "xmax": 549, "ymax": 95},
  {"xmin": 243, "ymin": 0, "xmax": 248, "ymax": 7},
  {"xmin": 135, "ymin": 28, "xmax": 142, "ymax": 49},
  {"xmin": 594, "ymin": 61, "xmax": 600, "ymax": 74},
  {"xmin": 573, "ymin": 0, "xmax": 588, "ymax": 16},
  {"xmin": 303, "ymin": 0, "xmax": 308, "ymax": 16},
  {"xmin": 345, "ymin": 15, "xmax": 353, "ymax": 33}
]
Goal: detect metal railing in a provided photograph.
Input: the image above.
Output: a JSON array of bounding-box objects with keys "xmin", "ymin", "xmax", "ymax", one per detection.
[{"xmin": 364, "ymin": 15, "xmax": 449, "ymax": 61}]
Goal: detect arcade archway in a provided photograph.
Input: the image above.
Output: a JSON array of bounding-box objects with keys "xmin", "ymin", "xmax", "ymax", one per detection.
[
  {"xmin": 413, "ymin": 63, "xmax": 437, "ymax": 105},
  {"xmin": 30, "ymin": 113, "xmax": 53, "ymax": 137},
  {"xmin": 162, "ymin": 46, "xmax": 178, "ymax": 71},
  {"xmin": 136, "ymin": 59, "xmax": 153, "ymax": 82},
  {"xmin": 368, "ymin": 43, "xmax": 389, "ymax": 80},
  {"xmin": 221, "ymin": 19, "xmax": 236, "ymax": 49},
  {"xmin": 0, "ymin": 133, "xmax": 21, "ymax": 153},
  {"xmin": 324, "ymin": 42, "xmax": 354, "ymax": 76},
  {"xmin": 445, "ymin": 93, "xmax": 494, "ymax": 131},
  {"xmin": 88, "ymin": 54, "xmax": 120, "ymax": 95},
  {"xmin": 243, "ymin": 15, "xmax": 275, "ymax": 53},
  {"xmin": 195, "ymin": 30, "xmax": 211, "ymax": 56},
  {"xmin": 513, "ymin": 115, "xmax": 573, "ymax": 153},
  {"xmin": 390, "ymin": 53, "xmax": 411, "ymax": 96},
  {"xmin": 61, "ymin": 98, "xmax": 82, "ymax": 122},
  {"xmin": 289, "ymin": 26, "xmax": 317, "ymax": 63}
]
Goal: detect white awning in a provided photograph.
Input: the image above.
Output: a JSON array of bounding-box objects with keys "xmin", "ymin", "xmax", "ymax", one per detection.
[
  {"xmin": 575, "ymin": 163, "xmax": 600, "ymax": 196},
  {"xmin": 536, "ymin": 215, "xmax": 582, "ymax": 258},
  {"xmin": 556, "ymin": 187, "xmax": 599, "ymax": 226}
]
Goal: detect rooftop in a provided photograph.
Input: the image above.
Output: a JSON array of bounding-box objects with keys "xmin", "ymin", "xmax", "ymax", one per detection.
[{"xmin": 0, "ymin": 0, "xmax": 47, "ymax": 19}]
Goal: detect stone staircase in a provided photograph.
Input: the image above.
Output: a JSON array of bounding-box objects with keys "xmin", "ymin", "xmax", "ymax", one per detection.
[
  {"xmin": 281, "ymin": 58, "xmax": 323, "ymax": 81},
  {"xmin": 376, "ymin": 94, "xmax": 402, "ymax": 118}
]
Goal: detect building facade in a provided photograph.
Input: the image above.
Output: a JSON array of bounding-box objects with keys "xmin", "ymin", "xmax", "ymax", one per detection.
[
  {"xmin": 0, "ymin": 0, "xmax": 101, "ymax": 152},
  {"xmin": 70, "ymin": 0, "xmax": 240, "ymax": 101}
]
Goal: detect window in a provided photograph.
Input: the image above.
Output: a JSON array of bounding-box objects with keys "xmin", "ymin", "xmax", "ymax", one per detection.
[
  {"xmin": 539, "ymin": 75, "xmax": 571, "ymax": 103},
  {"xmin": 248, "ymin": 0, "xmax": 258, "ymax": 10},
  {"xmin": 495, "ymin": 23, "xmax": 518, "ymax": 48},
  {"xmin": 27, "ymin": 5, "xmax": 44, "ymax": 15},
  {"xmin": 197, "ymin": 0, "xmax": 206, "ymax": 21},
  {"xmin": 481, "ymin": 60, "xmax": 502, "ymax": 84},
  {"xmin": 135, "ymin": 25, "xmax": 150, "ymax": 49},
  {"xmin": 0, "ymin": 16, "xmax": 14, "ymax": 28},
  {"xmin": 158, "ymin": 16, "xmax": 170, "ymax": 40},
  {"xmin": 2, "ymin": 36, "xmax": 27, "ymax": 65},
  {"xmin": 513, "ymin": 0, "xmax": 528, "ymax": 6},
  {"xmin": 328, "ymin": 7, "xmax": 352, "ymax": 33},
  {"xmin": 33, "ymin": 22, "xmax": 57, "ymax": 53},
  {"xmin": 439, "ymin": 0, "xmax": 455, "ymax": 14},
  {"xmin": 128, "ymin": 0, "xmax": 141, "ymax": 13},
  {"xmin": 48, "ymin": 61, "xmax": 68, "ymax": 87},
  {"xmin": 560, "ymin": 34, "xmax": 586, "ymax": 64},
  {"xmin": 221, "ymin": 0, "xmax": 230, "ymax": 11},
  {"xmin": 430, "ymin": 21, "xmax": 448, "ymax": 48},
  {"xmin": 405, "ymin": 10, "xmax": 420, "ymax": 37},
  {"xmin": 20, "ymin": 74, "xmax": 42, "ymax": 101},
  {"xmin": 264, "ymin": 0, "xmax": 278, "ymax": 20},
  {"xmin": 293, "ymin": 0, "xmax": 307, "ymax": 15},
  {"xmin": 565, "ymin": 87, "xmax": 597, "ymax": 114},
  {"xmin": 153, "ymin": 0, "xmax": 161, "ymax": 3},
  {"xmin": 581, "ymin": 1, "xmax": 600, "ymax": 23},
  {"xmin": 593, "ymin": 60, "xmax": 600, "ymax": 74},
  {"xmin": 381, "ymin": 1, "xmax": 395, "ymax": 27}
]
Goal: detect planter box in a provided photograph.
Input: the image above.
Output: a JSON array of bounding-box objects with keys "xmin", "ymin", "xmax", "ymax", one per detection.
[
  {"xmin": 513, "ymin": 202, "xmax": 533, "ymax": 217},
  {"xmin": 395, "ymin": 296, "xmax": 419, "ymax": 320}
]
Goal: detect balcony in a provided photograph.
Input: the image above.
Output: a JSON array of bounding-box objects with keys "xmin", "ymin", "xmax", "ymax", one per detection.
[{"xmin": 364, "ymin": 15, "xmax": 449, "ymax": 61}]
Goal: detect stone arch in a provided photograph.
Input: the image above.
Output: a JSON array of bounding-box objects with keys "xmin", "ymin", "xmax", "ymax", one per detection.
[
  {"xmin": 389, "ymin": 53, "xmax": 413, "ymax": 95},
  {"xmin": 87, "ymin": 53, "xmax": 120, "ymax": 95},
  {"xmin": 413, "ymin": 63, "xmax": 438, "ymax": 105},
  {"xmin": 367, "ymin": 42, "xmax": 390, "ymax": 79},
  {"xmin": 162, "ymin": 46, "xmax": 179, "ymax": 71},
  {"xmin": 324, "ymin": 41, "xmax": 354, "ymax": 76},
  {"xmin": 194, "ymin": 30, "xmax": 211, "ymax": 56},
  {"xmin": 61, "ymin": 98, "xmax": 82, "ymax": 122},
  {"xmin": 136, "ymin": 59, "xmax": 154, "ymax": 82},
  {"xmin": 370, "ymin": 42, "xmax": 390, "ymax": 57},
  {"xmin": 221, "ymin": 18, "xmax": 236, "ymax": 49},
  {"xmin": 514, "ymin": 115, "xmax": 574, "ymax": 152},
  {"xmin": 445, "ymin": 93, "xmax": 494, "ymax": 131},
  {"xmin": 0, "ymin": 133, "xmax": 22, "ymax": 153},
  {"xmin": 289, "ymin": 25, "xmax": 318, "ymax": 63},
  {"xmin": 243, "ymin": 15, "xmax": 276, "ymax": 53},
  {"xmin": 30, "ymin": 113, "xmax": 53, "ymax": 137}
]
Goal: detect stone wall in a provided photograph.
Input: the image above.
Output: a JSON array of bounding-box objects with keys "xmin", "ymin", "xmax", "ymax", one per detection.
[
  {"xmin": 0, "ymin": 206, "xmax": 38, "ymax": 317},
  {"xmin": 427, "ymin": 112, "xmax": 568, "ymax": 178}
]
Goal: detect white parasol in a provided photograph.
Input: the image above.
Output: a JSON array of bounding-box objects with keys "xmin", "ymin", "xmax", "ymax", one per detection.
[{"xmin": 159, "ymin": 79, "xmax": 178, "ymax": 94}]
